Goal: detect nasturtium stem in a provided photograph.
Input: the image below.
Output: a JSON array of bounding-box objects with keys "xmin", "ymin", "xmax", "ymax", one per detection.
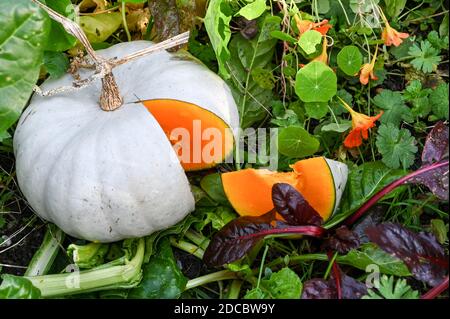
[
  {"xmin": 185, "ymin": 270, "xmax": 238, "ymax": 290},
  {"xmin": 25, "ymin": 239, "xmax": 145, "ymax": 298},
  {"xmin": 25, "ymin": 224, "xmax": 64, "ymax": 276}
]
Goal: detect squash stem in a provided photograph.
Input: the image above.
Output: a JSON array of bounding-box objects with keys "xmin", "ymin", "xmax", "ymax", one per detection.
[
  {"xmin": 25, "ymin": 224, "xmax": 65, "ymax": 277},
  {"xmin": 25, "ymin": 239, "xmax": 145, "ymax": 298}
]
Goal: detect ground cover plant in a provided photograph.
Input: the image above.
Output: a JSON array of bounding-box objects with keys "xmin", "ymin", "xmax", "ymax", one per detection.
[{"xmin": 0, "ymin": 0, "xmax": 448, "ymax": 299}]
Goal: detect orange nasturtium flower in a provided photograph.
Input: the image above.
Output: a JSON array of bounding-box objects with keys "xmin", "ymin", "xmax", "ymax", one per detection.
[
  {"xmin": 379, "ymin": 7, "xmax": 409, "ymax": 46},
  {"xmin": 313, "ymin": 36, "xmax": 329, "ymax": 64},
  {"xmin": 294, "ymin": 15, "xmax": 332, "ymax": 36},
  {"xmin": 358, "ymin": 45, "xmax": 378, "ymax": 85},
  {"xmin": 337, "ymin": 97, "xmax": 383, "ymax": 149}
]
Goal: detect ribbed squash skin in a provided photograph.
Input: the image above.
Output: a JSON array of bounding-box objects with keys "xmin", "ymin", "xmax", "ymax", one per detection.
[{"xmin": 14, "ymin": 41, "xmax": 239, "ymax": 242}]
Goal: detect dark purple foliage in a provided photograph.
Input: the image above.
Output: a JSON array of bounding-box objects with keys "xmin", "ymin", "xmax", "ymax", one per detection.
[
  {"xmin": 366, "ymin": 223, "xmax": 448, "ymax": 287},
  {"xmin": 203, "ymin": 211, "xmax": 276, "ymax": 267},
  {"xmin": 322, "ymin": 226, "xmax": 360, "ymax": 254},
  {"xmin": 301, "ymin": 272, "xmax": 367, "ymax": 299},
  {"xmin": 408, "ymin": 121, "xmax": 449, "ymax": 200},
  {"xmin": 421, "ymin": 121, "xmax": 449, "ymax": 164},
  {"xmin": 272, "ymin": 183, "xmax": 323, "ymax": 226}
]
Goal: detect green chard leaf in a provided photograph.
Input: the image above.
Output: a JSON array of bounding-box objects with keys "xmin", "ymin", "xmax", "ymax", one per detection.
[
  {"xmin": 200, "ymin": 173, "xmax": 229, "ymax": 206},
  {"xmin": 227, "ymin": 14, "xmax": 281, "ymax": 128},
  {"xmin": 373, "ymin": 90, "xmax": 413, "ymax": 126},
  {"xmin": 43, "ymin": 51, "xmax": 69, "ymax": 79},
  {"xmin": 376, "ymin": 123, "xmax": 418, "ymax": 169},
  {"xmin": 204, "ymin": 0, "xmax": 233, "ymax": 79},
  {"xmin": 0, "ymin": 275, "xmax": 41, "ymax": 299},
  {"xmin": 0, "ymin": 0, "xmax": 50, "ymax": 140},
  {"xmin": 41, "ymin": 0, "xmax": 77, "ymax": 52},
  {"xmin": 128, "ymin": 238, "xmax": 187, "ymax": 299}
]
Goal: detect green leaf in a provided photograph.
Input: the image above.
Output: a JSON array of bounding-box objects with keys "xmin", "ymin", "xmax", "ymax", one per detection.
[
  {"xmin": 43, "ymin": 51, "xmax": 69, "ymax": 79},
  {"xmin": 0, "ymin": 0, "xmax": 50, "ymax": 138},
  {"xmin": 262, "ymin": 267, "xmax": 302, "ymax": 298},
  {"xmin": 373, "ymin": 90, "xmax": 413, "ymax": 126},
  {"xmin": 0, "ymin": 275, "xmax": 41, "ymax": 299},
  {"xmin": 330, "ymin": 89, "xmax": 352, "ymax": 115},
  {"xmin": 327, "ymin": 161, "xmax": 406, "ymax": 227},
  {"xmin": 427, "ymin": 30, "xmax": 449, "ymax": 51},
  {"xmin": 204, "ymin": 0, "xmax": 233, "ymax": 79},
  {"xmin": 404, "ymin": 80, "xmax": 432, "ymax": 118},
  {"xmin": 317, "ymin": 0, "xmax": 331, "ymax": 14},
  {"xmin": 430, "ymin": 219, "xmax": 448, "ymax": 244},
  {"xmin": 270, "ymin": 30, "xmax": 297, "ymax": 43},
  {"xmin": 298, "ymin": 30, "xmax": 323, "ymax": 57},
  {"xmin": 337, "ymin": 45, "xmax": 363, "ymax": 76},
  {"xmin": 236, "ymin": 0, "xmax": 267, "ymax": 20},
  {"xmin": 227, "ymin": 14, "xmax": 281, "ymax": 128},
  {"xmin": 376, "ymin": 123, "xmax": 418, "ymax": 169},
  {"xmin": 278, "ymin": 126, "xmax": 320, "ymax": 158},
  {"xmin": 67, "ymin": 242, "xmax": 109, "ymax": 269},
  {"xmin": 429, "ymin": 83, "xmax": 449, "ymax": 120},
  {"xmin": 295, "ymin": 61, "xmax": 337, "ymax": 103},
  {"xmin": 321, "ymin": 120, "xmax": 352, "ymax": 133},
  {"xmin": 408, "ymin": 40, "xmax": 441, "ymax": 74},
  {"xmin": 79, "ymin": 13, "xmax": 122, "ymax": 43},
  {"xmin": 196, "ymin": 206, "xmax": 237, "ymax": 231},
  {"xmin": 251, "ymin": 67, "xmax": 275, "ymax": 90},
  {"xmin": 363, "ymin": 275, "xmax": 419, "ymax": 299},
  {"xmin": 304, "ymin": 102, "xmax": 329, "ymax": 119},
  {"xmin": 339, "ymin": 243, "xmax": 411, "ymax": 276},
  {"xmin": 383, "ymin": 0, "xmax": 407, "ymax": 18},
  {"xmin": 439, "ymin": 13, "xmax": 449, "ymax": 37},
  {"xmin": 128, "ymin": 238, "xmax": 187, "ymax": 299},
  {"xmin": 200, "ymin": 173, "xmax": 229, "ymax": 206},
  {"xmin": 245, "ymin": 267, "xmax": 302, "ymax": 299},
  {"xmin": 41, "ymin": 0, "xmax": 77, "ymax": 51}
]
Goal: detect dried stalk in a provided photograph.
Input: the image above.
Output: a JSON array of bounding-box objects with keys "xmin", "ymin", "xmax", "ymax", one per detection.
[{"xmin": 31, "ymin": 0, "xmax": 189, "ymax": 111}]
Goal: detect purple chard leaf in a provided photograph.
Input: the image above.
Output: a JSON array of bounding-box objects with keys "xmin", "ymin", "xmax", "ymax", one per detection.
[
  {"xmin": 408, "ymin": 121, "xmax": 449, "ymax": 200},
  {"xmin": 203, "ymin": 211, "xmax": 277, "ymax": 268},
  {"xmin": 322, "ymin": 225, "xmax": 361, "ymax": 254},
  {"xmin": 366, "ymin": 223, "xmax": 448, "ymax": 287},
  {"xmin": 272, "ymin": 183, "xmax": 323, "ymax": 226},
  {"xmin": 301, "ymin": 271, "xmax": 367, "ymax": 299},
  {"xmin": 421, "ymin": 121, "xmax": 449, "ymax": 164}
]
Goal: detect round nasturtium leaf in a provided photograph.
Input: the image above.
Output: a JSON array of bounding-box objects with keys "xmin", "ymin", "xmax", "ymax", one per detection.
[
  {"xmin": 298, "ymin": 30, "xmax": 323, "ymax": 57},
  {"xmin": 304, "ymin": 102, "xmax": 329, "ymax": 119},
  {"xmin": 278, "ymin": 126, "xmax": 320, "ymax": 158},
  {"xmin": 337, "ymin": 45, "xmax": 363, "ymax": 76},
  {"xmin": 295, "ymin": 61, "xmax": 337, "ymax": 103}
]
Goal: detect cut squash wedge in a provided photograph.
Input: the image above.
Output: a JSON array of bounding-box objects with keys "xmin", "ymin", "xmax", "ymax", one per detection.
[{"xmin": 221, "ymin": 157, "xmax": 348, "ymax": 221}]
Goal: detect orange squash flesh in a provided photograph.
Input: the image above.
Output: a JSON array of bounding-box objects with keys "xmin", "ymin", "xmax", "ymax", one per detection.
[
  {"xmin": 144, "ymin": 99, "xmax": 234, "ymax": 171},
  {"xmin": 221, "ymin": 157, "xmax": 336, "ymax": 221}
]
